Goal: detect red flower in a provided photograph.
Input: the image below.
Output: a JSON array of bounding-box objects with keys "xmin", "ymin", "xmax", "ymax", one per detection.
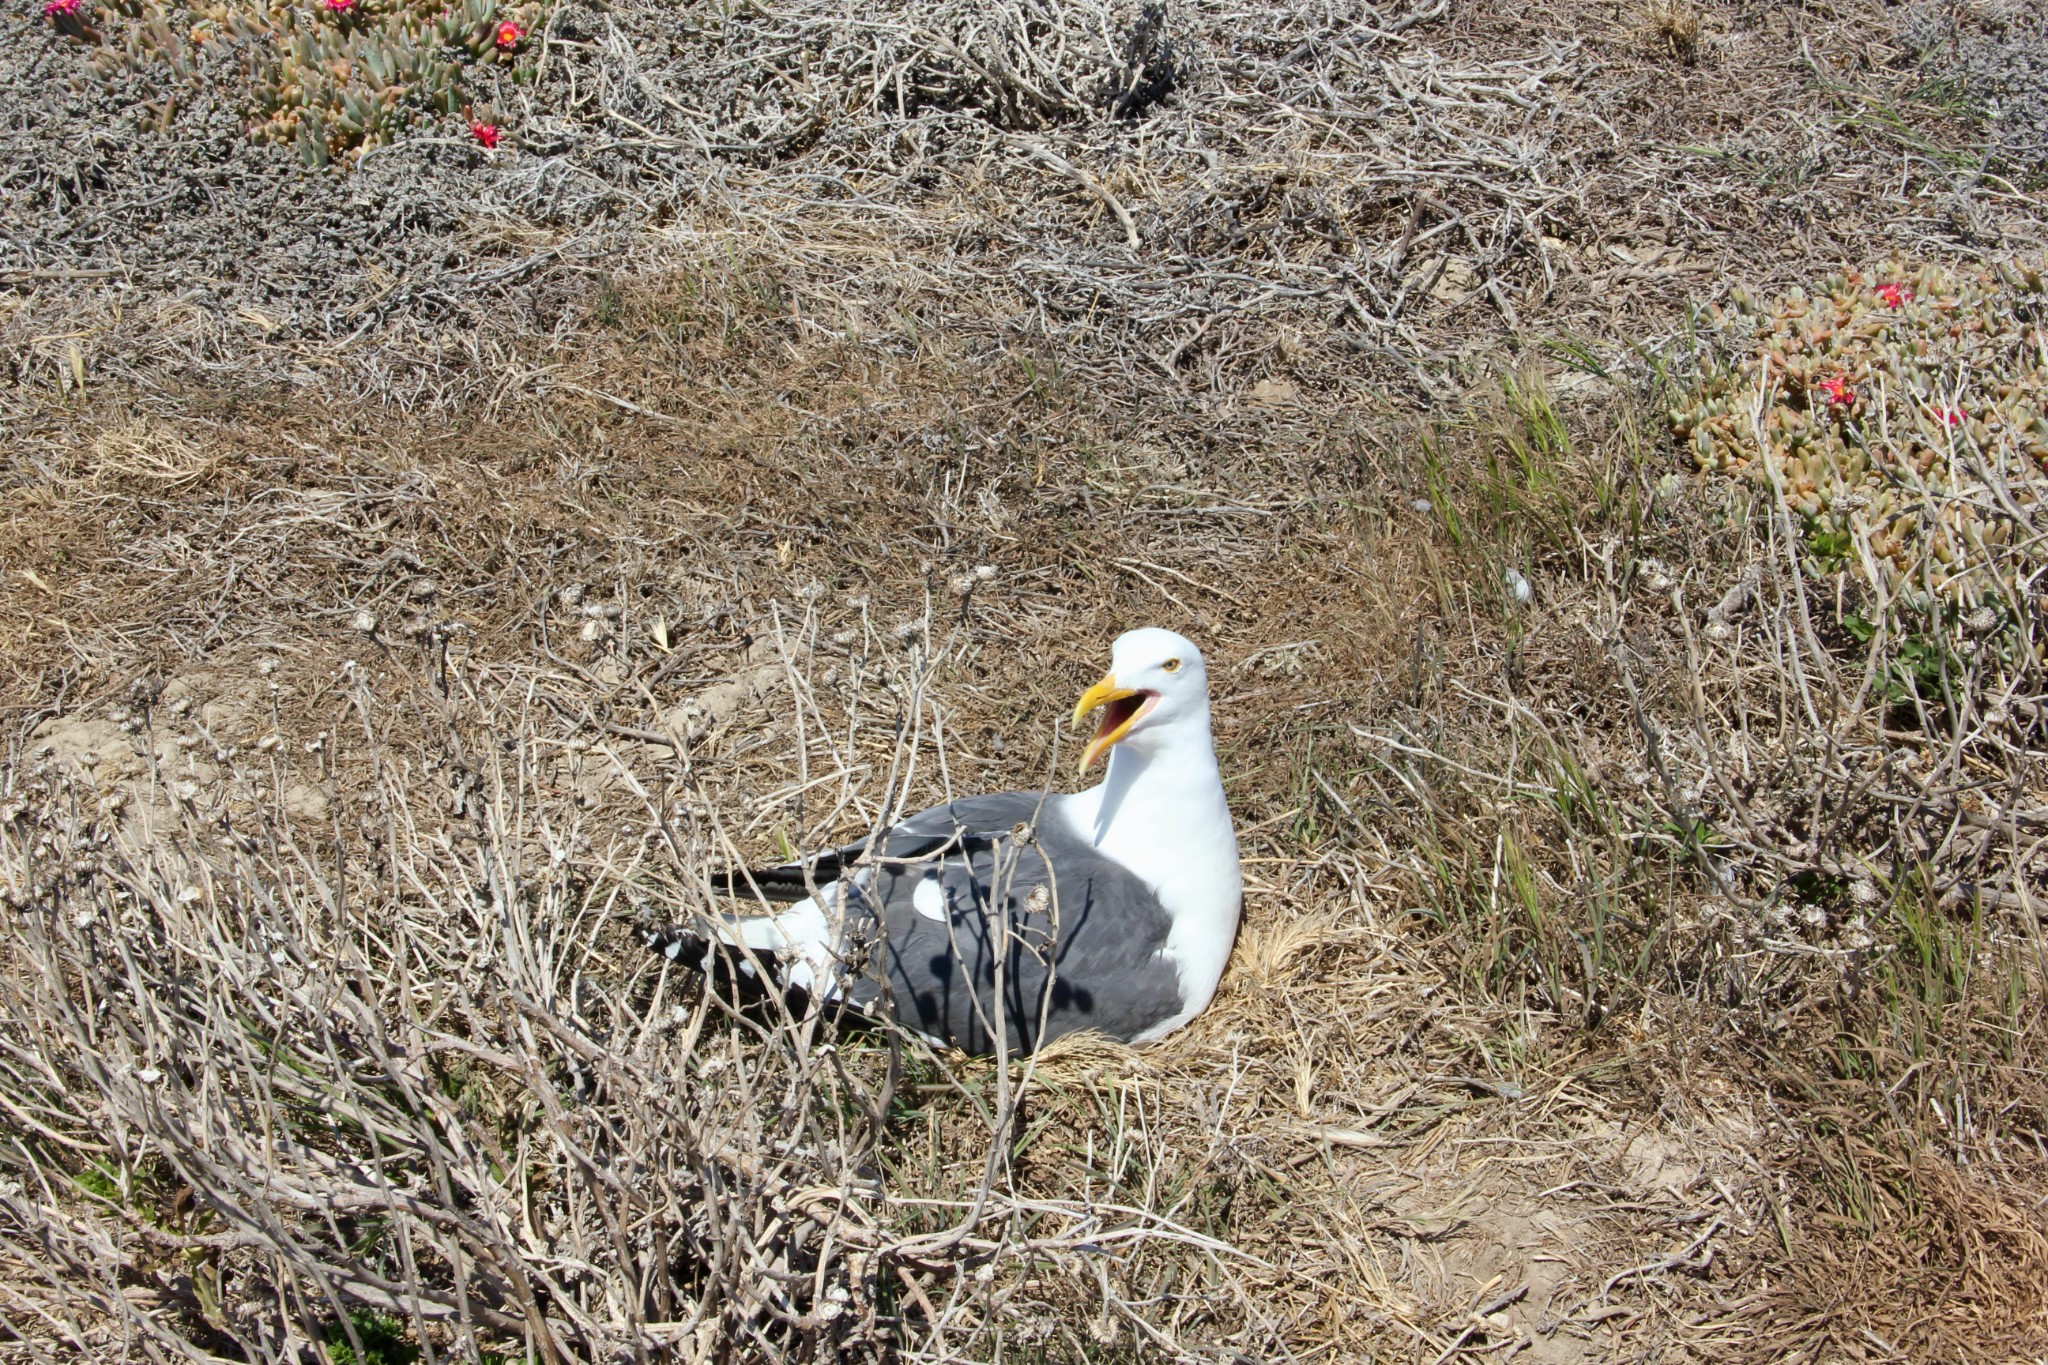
[
  {"xmin": 1817, "ymin": 374, "xmax": 1855, "ymax": 408},
  {"xmin": 469, "ymin": 120, "xmax": 500, "ymax": 149},
  {"xmin": 44, "ymin": 0, "xmax": 82, "ymax": 17},
  {"xmin": 323, "ymin": 0, "xmax": 355, "ymax": 12},
  {"xmin": 1931, "ymin": 403, "xmax": 1965, "ymax": 427},
  {"xmin": 494, "ymin": 19, "xmax": 522, "ymax": 48},
  {"xmin": 1875, "ymin": 282, "xmax": 1913, "ymax": 309}
]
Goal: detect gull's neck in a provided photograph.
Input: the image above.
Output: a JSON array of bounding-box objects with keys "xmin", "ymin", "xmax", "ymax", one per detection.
[{"xmin": 1072, "ymin": 719, "xmax": 1228, "ymax": 857}]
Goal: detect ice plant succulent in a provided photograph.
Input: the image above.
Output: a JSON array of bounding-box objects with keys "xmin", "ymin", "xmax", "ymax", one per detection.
[
  {"xmin": 63, "ymin": 0, "xmax": 549, "ymax": 164},
  {"xmin": 1675, "ymin": 259, "xmax": 2048, "ymax": 649}
]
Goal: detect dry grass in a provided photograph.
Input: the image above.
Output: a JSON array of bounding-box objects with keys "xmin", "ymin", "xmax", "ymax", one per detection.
[
  {"xmin": 2, "ymin": 267, "xmax": 2045, "ymax": 1360},
  {"xmin": 6, "ymin": 0, "xmax": 2048, "ymax": 1352},
  {"xmin": 1636, "ymin": 0, "xmax": 1704, "ymax": 65},
  {"xmin": 9, "ymin": 0, "xmax": 2046, "ymax": 416}
]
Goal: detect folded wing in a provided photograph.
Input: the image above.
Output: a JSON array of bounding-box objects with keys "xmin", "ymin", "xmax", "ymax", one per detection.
[{"xmin": 693, "ymin": 793, "xmax": 1186, "ymax": 1055}]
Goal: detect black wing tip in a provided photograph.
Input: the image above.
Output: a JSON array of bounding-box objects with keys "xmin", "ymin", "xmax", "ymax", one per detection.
[
  {"xmin": 709, "ymin": 866, "xmax": 823, "ymax": 903},
  {"xmin": 708, "ymin": 836, "xmax": 875, "ymax": 901}
]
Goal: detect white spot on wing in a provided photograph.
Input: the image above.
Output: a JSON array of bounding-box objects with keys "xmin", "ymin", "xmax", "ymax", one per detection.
[{"xmin": 912, "ymin": 872, "xmax": 946, "ymax": 922}]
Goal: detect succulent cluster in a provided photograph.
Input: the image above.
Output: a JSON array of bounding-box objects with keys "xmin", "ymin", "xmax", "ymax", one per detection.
[
  {"xmin": 59, "ymin": 0, "xmax": 543, "ymax": 163},
  {"xmin": 1676, "ymin": 261, "xmax": 2048, "ymax": 633}
]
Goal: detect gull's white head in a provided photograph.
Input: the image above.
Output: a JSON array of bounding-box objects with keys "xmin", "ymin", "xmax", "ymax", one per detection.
[{"xmin": 1071, "ymin": 627, "xmax": 1212, "ymax": 774}]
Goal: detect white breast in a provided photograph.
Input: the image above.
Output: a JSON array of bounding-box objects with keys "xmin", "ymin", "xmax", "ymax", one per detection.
[{"xmin": 1056, "ymin": 778, "xmax": 1242, "ymax": 1040}]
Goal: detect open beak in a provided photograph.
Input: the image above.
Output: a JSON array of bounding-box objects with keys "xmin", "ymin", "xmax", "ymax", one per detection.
[{"xmin": 1073, "ymin": 673, "xmax": 1157, "ymax": 775}]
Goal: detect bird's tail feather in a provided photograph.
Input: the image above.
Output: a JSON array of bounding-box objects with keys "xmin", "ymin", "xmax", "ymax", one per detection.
[
  {"xmin": 640, "ymin": 923, "xmax": 822, "ymax": 1016},
  {"xmin": 641, "ymin": 924, "xmax": 713, "ymax": 966},
  {"xmin": 642, "ymin": 900, "xmax": 839, "ymax": 998}
]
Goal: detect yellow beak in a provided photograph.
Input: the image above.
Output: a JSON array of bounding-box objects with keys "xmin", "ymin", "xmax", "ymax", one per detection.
[{"xmin": 1072, "ymin": 673, "xmax": 1149, "ymax": 775}]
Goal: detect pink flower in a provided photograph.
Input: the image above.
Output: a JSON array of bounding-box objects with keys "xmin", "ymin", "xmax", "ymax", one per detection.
[
  {"xmin": 323, "ymin": 0, "xmax": 355, "ymax": 12},
  {"xmin": 494, "ymin": 19, "xmax": 522, "ymax": 48},
  {"xmin": 1931, "ymin": 403, "xmax": 1965, "ymax": 427},
  {"xmin": 1817, "ymin": 374, "xmax": 1855, "ymax": 409},
  {"xmin": 470, "ymin": 120, "xmax": 500, "ymax": 148},
  {"xmin": 1875, "ymin": 282, "xmax": 1913, "ymax": 309},
  {"xmin": 44, "ymin": 0, "xmax": 82, "ymax": 17}
]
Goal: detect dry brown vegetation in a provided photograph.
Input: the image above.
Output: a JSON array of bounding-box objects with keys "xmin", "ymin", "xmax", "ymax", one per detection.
[
  {"xmin": 1636, "ymin": 0, "xmax": 1703, "ymax": 65},
  {"xmin": 4, "ymin": 0, "xmax": 2048, "ymax": 1358}
]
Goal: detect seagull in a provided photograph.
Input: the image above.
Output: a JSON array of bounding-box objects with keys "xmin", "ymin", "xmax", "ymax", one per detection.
[{"xmin": 645, "ymin": 628, "xmax": 1242, "ymax": 1056}]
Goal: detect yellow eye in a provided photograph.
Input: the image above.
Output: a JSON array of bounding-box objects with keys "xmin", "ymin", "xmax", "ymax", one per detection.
[{"xmin": 1161, "ymin": 658, "xmax": 1182, "ymax": 673}]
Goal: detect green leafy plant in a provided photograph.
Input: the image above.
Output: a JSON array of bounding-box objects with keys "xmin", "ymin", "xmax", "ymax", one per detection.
[
  {"xmin": 323, "ymin": 1309, "xmax": 418, "ymax": 1365},
  {"xmin": 1842, "ymin": 610, "xmax": 1962, "ymax": 706},
  {"xmin": 71, "ymin": 1160, "xmax": 122, "ymax": 1202}
]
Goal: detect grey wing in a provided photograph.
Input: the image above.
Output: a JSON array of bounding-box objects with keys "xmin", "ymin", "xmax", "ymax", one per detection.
[{"xmin": 838, "ymin": 794, "xmax": 1185, "ymax": 1056}]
